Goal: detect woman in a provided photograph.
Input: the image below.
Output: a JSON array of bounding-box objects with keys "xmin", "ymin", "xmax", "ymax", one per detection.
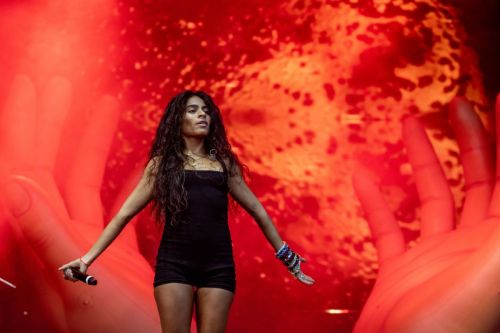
[{"xmin": 58, "ymin": 91, "xmax": 315, "ymax": 333}]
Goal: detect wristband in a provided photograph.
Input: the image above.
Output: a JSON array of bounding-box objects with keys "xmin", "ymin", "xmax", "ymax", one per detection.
[
  {"xmin": 275, "ymin": 241, "xmax": 306, "ymax": 279},
  {"xmin": 275, "ymin": 241, "xmax": 288, "ymax": 258}
]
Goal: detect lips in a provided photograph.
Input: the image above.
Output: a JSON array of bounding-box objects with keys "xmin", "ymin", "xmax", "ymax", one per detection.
[{"xmin": 196, "ymin": 121, "xmax": 208, "ymax": 126}]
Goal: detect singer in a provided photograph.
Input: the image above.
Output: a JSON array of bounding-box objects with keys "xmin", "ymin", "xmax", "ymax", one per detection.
[{"xmin": 58, "ymin": 91, "xmax": 315, "ymax": 333}]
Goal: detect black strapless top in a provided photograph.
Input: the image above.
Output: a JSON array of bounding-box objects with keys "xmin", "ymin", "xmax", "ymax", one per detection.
[
  {"xmin": 177, "ymin": 170, "xmax": 229, "ymax": 226},
  {"xmin": 156, "ymin": 169, "xmax": 234, "ymax": 267}
]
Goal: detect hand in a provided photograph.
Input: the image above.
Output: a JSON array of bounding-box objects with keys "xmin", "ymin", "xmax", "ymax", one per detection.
[
  {"xmin": 276, "ymin": 242, "xmax": 315, "ymax": 285},
  {"xmin": 58, "ymin": 258, "xmax": 89, "ymax": 282},
  {"xmin": 352, "ymin": 94, "xmax": 500, "ymax": 333},
  {"xmin": 292, "ymin": 256, "xmax": 315, "ymax": 285},
  {"xmin": 0, "ymin": 75, "xmax": 160, "ymax": 332}
]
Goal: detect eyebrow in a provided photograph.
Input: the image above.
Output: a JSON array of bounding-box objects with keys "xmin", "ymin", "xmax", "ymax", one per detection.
[{"xmin": 186, "ymin": 104, "xmax": 208, "ymax": 109}]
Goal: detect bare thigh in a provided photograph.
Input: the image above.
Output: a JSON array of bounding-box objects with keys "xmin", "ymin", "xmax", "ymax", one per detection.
[
  {"xmin": 154, "ymin": 283, "xmax": 195, "ymax": 333},
  {"xmin": 195, "ymin": 287, "xmax": 235, "ymax": 333}
]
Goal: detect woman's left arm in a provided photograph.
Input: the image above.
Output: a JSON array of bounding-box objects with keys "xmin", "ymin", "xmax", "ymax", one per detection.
[
  {"xmin": 227, "ymin": 166, "xmax": 283, "ymax": 252},
  {"xmin": 227, "ymin": 163, "xmax": 315, "ymax": 285}
]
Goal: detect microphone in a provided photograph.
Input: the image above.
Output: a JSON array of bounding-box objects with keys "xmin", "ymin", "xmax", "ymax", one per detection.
[{"xmin": 66, "ymin": 267, "xmax": 98, "ymax": 286}]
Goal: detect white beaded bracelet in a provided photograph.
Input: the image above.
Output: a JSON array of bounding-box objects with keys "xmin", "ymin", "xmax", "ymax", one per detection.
[{"xmin": 79, "ymin": 257, "xmax": 90, "ymax": 265}]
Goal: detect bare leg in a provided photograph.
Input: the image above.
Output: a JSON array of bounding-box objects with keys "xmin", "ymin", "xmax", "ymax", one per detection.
[
  {"xmin": 154, "ymin": 283, "xmax": 195, "ymax": 333},
  {"xmin": 195, "ymin": 287, "xmax": 234, "ymax": 333}
]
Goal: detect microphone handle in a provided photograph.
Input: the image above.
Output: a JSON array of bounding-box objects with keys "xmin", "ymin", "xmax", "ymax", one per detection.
[{"xmin": 69, "ymin": 267, "xmax": 98, "ymax": 286}]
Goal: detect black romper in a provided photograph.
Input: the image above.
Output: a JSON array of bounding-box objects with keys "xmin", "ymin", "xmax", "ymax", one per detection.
[{"xmin": 153, "ymin": 170, "xmax": 236, "ymax": 294}]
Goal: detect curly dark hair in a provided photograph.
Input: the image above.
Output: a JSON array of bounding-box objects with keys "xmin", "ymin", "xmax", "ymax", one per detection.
[{"xmin": 145, "ymin": 90, "xmax": 247, "ymax": 227}]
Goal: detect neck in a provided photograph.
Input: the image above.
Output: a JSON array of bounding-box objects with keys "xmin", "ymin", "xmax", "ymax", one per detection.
[{"xmin": 183, "ymin": 136, "xmax": 206, "ymax": 155}]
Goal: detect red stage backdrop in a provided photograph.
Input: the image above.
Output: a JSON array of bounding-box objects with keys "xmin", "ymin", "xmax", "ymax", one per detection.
[{"xmin": 0, "ymin": 1, "xmax": 492, "ymax": 332}]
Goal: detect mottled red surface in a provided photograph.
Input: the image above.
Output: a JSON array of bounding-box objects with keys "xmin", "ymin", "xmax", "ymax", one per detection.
[{"xmin": 0, "ymin": 0, "xmax": 492, "ymax": 332}]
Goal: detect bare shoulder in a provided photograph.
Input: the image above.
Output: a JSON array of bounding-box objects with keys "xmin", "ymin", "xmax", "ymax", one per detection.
[
  {"xmin": 222, "ymin": 157, "xmax": 237, "ymax": 174},
  {"xmin": 223, "ymin": 157, "xmax": 246, "ymax": 183},
  {"xmin": 145, "ymin": 155, "xmax": 162, "ymax": 176},
  {"xmin": 222, "ymin": 157, "xmax": 231, "ymax": 169}
]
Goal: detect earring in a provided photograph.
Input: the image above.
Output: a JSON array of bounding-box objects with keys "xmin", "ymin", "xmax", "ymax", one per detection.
[{"xmin": 209, "ymin": 148, "xmax": 217, "ymax": 161}]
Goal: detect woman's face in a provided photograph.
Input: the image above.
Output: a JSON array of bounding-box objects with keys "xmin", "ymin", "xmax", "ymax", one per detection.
[{"xmin": 181, "ymin": 95, "xmax": 211, "ymax": 139}]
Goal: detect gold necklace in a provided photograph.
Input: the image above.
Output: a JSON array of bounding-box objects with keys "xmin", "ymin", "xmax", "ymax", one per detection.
[
  {"xmin": 185, "ymin": 151, "xmax": 209, "ymax": 168},
  {"xmin": 186, "ymin": 151, "xmax": 207, "ymax": 158}
]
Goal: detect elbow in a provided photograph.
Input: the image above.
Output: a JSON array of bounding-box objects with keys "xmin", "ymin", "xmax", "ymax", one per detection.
[
  {"xmin": 252, "ymin": 203, "xmax": 268, "ymax": 221},
  {"xmin": 115, "ymin": 210, "xmax": 134, "ymax": 226}
]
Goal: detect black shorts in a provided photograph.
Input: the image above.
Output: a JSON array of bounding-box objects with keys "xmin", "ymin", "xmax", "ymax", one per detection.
[{"xmin": 154, "ymin": 259, "xmax": 236, "ymax": 294}]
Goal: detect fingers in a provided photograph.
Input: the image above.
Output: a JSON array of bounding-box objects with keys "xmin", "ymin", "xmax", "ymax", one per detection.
[
  {"xmin": 402, "ymin": 116, "xmax": 455, "ymax": 238},
  {"xmin": 449, "ymin": 97, "xmax": 494, "ymax": 227},
  {"xmin": 489, "ymin": 93, "xmax": 500, "ymax": 218},
  {"xmin": 33, "ymin": 77, "xmax": 74, "ymax": 222},
  {"xmin": 36, "ymin": 76, "xmax": 72, "ymax": 173},
  {"xmin": 352, "ymin": 165, "xmax": 405, "ymax": 264},
  {"xmin": 58, "ymin": 263, "xmax": 80, "ymax": 282},
  {"xmin": 0, "ymin": 75, "xmax": 36, "ymax": 168},
  {"xmin": 63, "ymin": 95, "xmax": 119, "ymax": 227},
  {"xmin": 60, "ymin": 268, "xmax": 75, "ymax": 281},
  {"xmin": 304, "ymin": 273, "xmax": 315, "ymax": 284},
  {"xmin": 57, "ymin": 260, "xmax": 79, "ymax": 272},
  {"xmin": 295, "ymin": 256, "xmax": 314, "ymax": 284},
  {"xmin": 296, "ymin": 271, "xmax": 315, "ymax": 285},
  {"xmin": 1, "ymin": 176, "xmax": 83, "ymax": 280}
]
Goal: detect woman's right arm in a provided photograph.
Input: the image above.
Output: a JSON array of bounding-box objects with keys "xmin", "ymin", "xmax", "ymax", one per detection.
[{"xmin": 58, "ymin": 157, "xmax": 158, "ymax": 278}]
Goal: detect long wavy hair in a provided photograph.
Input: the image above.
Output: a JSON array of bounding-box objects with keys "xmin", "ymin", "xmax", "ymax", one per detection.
[{"xmin": 146, "ymin": 90, "xmax": 247, "ymax": 227}]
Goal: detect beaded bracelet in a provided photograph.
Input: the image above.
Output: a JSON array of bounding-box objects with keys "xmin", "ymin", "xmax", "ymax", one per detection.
[
  {"xmin": 79, "ymin": 257, "xmax": 90, "ymax": 265},
  {"xmin": 275, "ymin": 241, "xmax": 304, "ymax": 278},
  {"xmin": 275, "ymin": 242, "xmax": 289, "ymax": 258}
]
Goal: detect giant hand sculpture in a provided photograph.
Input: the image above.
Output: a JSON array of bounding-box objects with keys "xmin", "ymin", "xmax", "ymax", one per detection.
[
  {"xmin": 0, "ymin": 75, "xmax": 161, "ymax": 333},
  {"xmin": 353, "ymin": 95, "xmax": 500, "ymax": 332}
]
